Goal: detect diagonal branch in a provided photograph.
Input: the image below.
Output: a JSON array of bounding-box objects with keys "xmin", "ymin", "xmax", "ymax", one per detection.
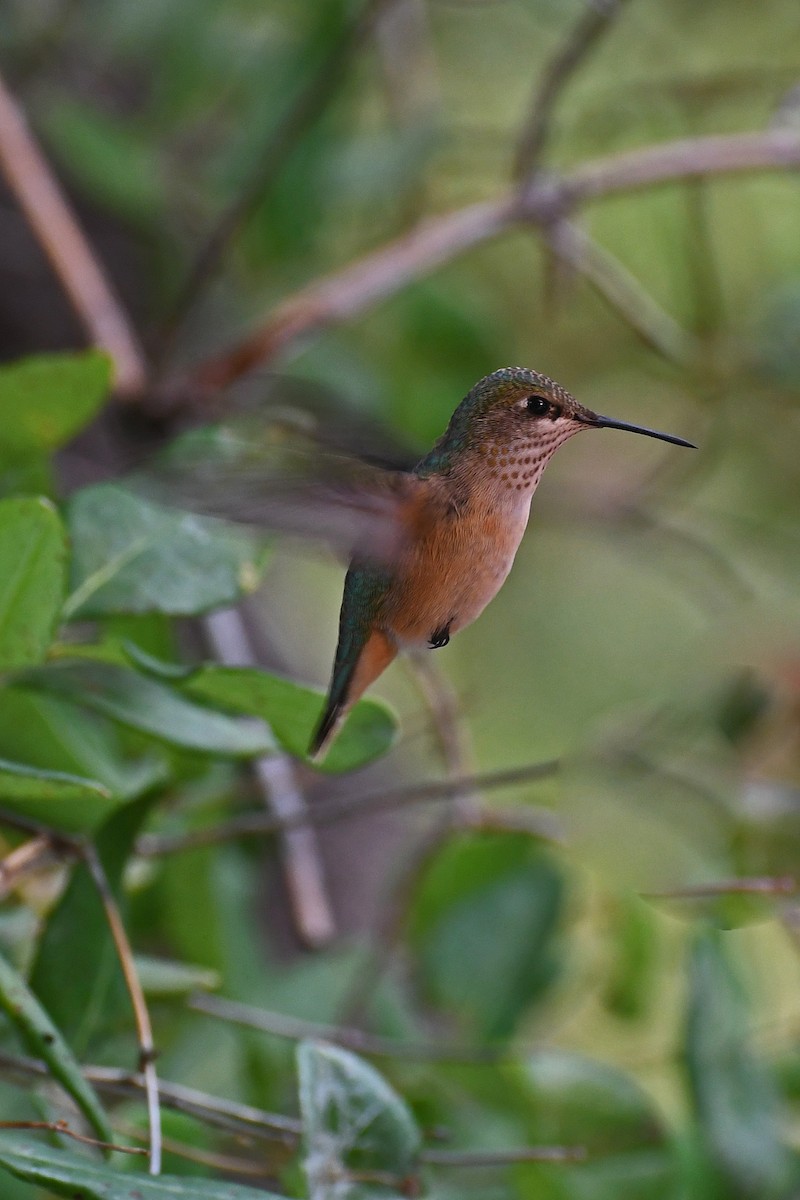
[
  {"xmin": 81, "ymin": 844, "xmax": 162, "ymax": 1176},
  {"xmin": 0, "ymin": 71, "xmax": 147, "ymax": 395},
  {"xmin": 186, "ymin": 128, "xmax": 800, "ymax": 391}
]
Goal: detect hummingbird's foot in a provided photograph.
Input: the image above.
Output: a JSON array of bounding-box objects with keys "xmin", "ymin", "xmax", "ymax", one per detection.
[{"xmin": 428, "ymin": 621, "xmax": 453, "ymax": 649}]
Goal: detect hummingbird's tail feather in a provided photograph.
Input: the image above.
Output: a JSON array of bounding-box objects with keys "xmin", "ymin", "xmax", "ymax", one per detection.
[{"xmin": 309, "ymin": 628, "xmax": 396, "ymax": 761}]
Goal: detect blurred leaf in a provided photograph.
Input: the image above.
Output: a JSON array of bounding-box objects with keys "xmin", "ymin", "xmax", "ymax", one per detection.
[
  {"xmin": 184, "ymin": 665, "xmax": 397, "ymax": 771},
  {"xmin": 17, "ymin": 662, "xmax": 274, "ymax": 758},
  {"xmin": 65, "ymin": 484, "xmax": 268, "ymax": 618},
  {"xmin": 685, "ymin": 928, "xmax": 796, "ymax": 1198},
  {"xmin": 45, "ymin": 100, "xmax": 165, "ymax": 222},
  {"xmin": 603, "ymin": 892, "xmax": 660, "ymax": 1020},
  {"xmin": 524, "ymin": 1050, "xmax": 666, "ymax": 1151},
  {"xmin": 0, "ymin": 1134, "xmax": 284, "ymax": 1199},
  {"xmin": 0, "ymin": 757, "xmax": 113, "ymax": 831},
  {"xmin": 30, "ymin": 795, "xmax": 154, "ymax": 1052},
  {"xmin": 0, "ymin": 352, "xmax": 111, "ymax": 460},
  {"xmin": 135, "ymin": 955, "xmax": 220, "ymax": 998},
  {"xmin": 0, "ymin": 497, "xmax": 66, "ymax": 668},
  {"xmin": 298, "ymin": 1040, "xmax": 421, "ymax": 1200},
  {"xmin": 0, "ymin": 689, "xmax": 166, "ymax": 828},
  {"xmin": 411, "ymin": 835, "xmax": 563, "ymax": 1039},
  {"xmin": 0, "ymin": 950, "xmax": 113, "ymax": 1144}
]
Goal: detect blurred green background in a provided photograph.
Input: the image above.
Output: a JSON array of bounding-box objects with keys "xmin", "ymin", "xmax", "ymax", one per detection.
[{"xmin": 0, "ymin": 0, "xmax": 799, "ymax": 1197}]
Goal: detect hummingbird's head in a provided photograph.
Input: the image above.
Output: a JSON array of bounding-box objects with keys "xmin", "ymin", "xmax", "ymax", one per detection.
[{"xmin": 416, "ymin": 367, "xmax": 694, "ymax": 490}]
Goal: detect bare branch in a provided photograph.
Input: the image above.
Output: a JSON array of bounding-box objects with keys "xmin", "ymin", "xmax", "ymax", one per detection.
[
  {"xmin": 186, "ymin": 129, "xmax": 800, "ymax": 390},
  {"xmin": 81, "ymin": 845, "xmax": 162, "ymax": 1176},
  {"xmin": 0, "ymin": 71, "xmax": 147, "ymax": 395},
  {"xmin": 189, "ymin": 992, "xmax": 502, "ymax": 1063},
  {"xmin": 0, "ymin": 1050, "xmax": 302, "ymax": 1144},
  {"xmin": 514, "ymin": 0, "xmax": 629, "ymax": 179},
  {"xmin": 645, "ymin": 877, "xmax": 797, "ymax": 900},
  {"xmin": 0, "ymin": 1119, "xmax": 146, "ymax": 1156},
  {"xmin": 202, "ymin": 608, "xmax": 336, "ymax": 948},
  {"xmin": 136, "ymin": 758, "xmax": 562, "ymax": 858},
  {"xmin": 422, "ymin": 1144, "xmax": 586, "ymax": 1167},
  {"xmin": 546, "ymin": 219, "xmax": 700, "ymax": 365}
]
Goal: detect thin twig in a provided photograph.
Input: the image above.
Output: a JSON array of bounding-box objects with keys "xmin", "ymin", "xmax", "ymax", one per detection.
[
  {"xmin": 202, "ymin": 608, "xmax": 336, "ymax": 948},
  {"xmin": 80, "ymin": 845, "xmax": 162, "ymax": 1176},
  {"xmin": 161, "ymin": 0, "xmax": 396, "ymax": 349},
  {"xmin": 514, "ymin": 0, "xmax": 629, "ymax": 179},
  {"xmin": 546, "ymin": 218, "xmax": 699, "ymax": 366},
  {"xmin": 137, "ymin": 758, "xmax": 562, "ymax": 858},
  {"xmin": 189, "ymin": 992, "xmax": 503, "ymax": 1063},
  {"xmin": 645, "ymin": 877, "xmax": 797, "ymax": 900},
  {"xmin": 421, "ymin": 1144, "xmax": 587, "ymax": 1167},
  {"xmin": 0, "ymin": 835, "xmax": 65, "ymax": 900},
  {"xmin": 186, "ymin": 128, "xmax": 800, "ymax": 390},
  {"xmin": 0, "ymin": 1119, "xmax": 146, "ymax": 1156},
  {"xmin": 0, "ymin": 1050, "xmax": 302, "ymax": 1144},
  {"xmin": 0, "ymin": 70, "xmax": 147, "ymax": 395}
]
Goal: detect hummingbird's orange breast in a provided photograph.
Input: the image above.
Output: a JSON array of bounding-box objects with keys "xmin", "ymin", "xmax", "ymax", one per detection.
[{"xmin": 379, "ymin": 487, "xmax": 532, "ymax": 649}]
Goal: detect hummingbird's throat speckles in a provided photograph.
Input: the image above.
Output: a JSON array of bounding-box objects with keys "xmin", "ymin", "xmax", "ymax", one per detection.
[{"xmin": 482, "ymin": 427, "xmax": 575, "ymax": 493}]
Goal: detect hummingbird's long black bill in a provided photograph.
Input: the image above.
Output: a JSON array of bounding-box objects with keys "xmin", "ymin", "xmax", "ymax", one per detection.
[{"xmin": 589, "ymin": 414, "xmax": 696, "ymax": 449}]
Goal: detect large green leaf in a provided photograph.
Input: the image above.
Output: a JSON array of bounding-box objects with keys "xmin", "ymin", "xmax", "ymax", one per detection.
[
  {"xmin": 17, "ymin": 662, "xmax": 274, "ymax": 758},
  {"xmin": 65, "ymin": 484, "xmax": 268, "ymax": 618},
  {"xmin": 184, "ymin": 665, "xmax": 396, "ymax": 771},
  {"xmin": 298, "ymin": 1040, "xmax": 420, "ymax": 1200},
  {"xmin": 685, "ymin": 929, "xmax": 796, "ymax": 1197},
  {"xmin": 0, "ymin": 1135, "xmax": 284, "ymax": 1199},
  {"xmin": 411, "ymin": 835, "xmax": 564, "ymax": 1039},
  {"xmin": 0, "ymin": 351, "xmax": 111, "ymax": 459},
  {"xmin": 0, "ymin": 689, "xmax": 165, "ymax": 830},
  {"xmin": 0, "ymin": 951, "xmax": 112, "ymax": 1144},
  {"xmin": 0, "ymin": 496, "xmax": 66, "ymax": 668},
  {"xmin": 0, "ymin": 756, "xmax": 114, "ymax": 832}
]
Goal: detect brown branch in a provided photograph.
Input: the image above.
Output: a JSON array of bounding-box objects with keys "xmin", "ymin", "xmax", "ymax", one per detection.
[
  {"xmin": 0, "ymin": 71, "xmax": 147, "ymax": 395},
  {"xmin": 546, "ymin": 218, "xmax": 700, "ymax": 365},
  {"xmin": 514, "ymin": 0, "xmax": 629, "ymax": 179},
  {"xmin": 186, "ymin": 128, "xmax": 800, "ymax": 391},
  {"xmin": 421, "ymin": 1144, "xmax": 586, "ymax": 1167},
  {"xmin": 202, "ymin": 609, "xmax": 336, "ymax": 949},
  {"xmin": 0, "ymin": 1050, "xmax": 302, "ymax": 1144},
  {"xmin": 0, "ymin": 835, "xmax": 65, "ymax": 900},
  {"xmin": 0, "ymin": 1119, "xmax": 146, "ymax": 1156},
  {"xmin": 189, "ymin": 992, "xmax": 502, "ymax": 1063},
  {"xmin": 81, "ymin": 845, "xmax": 162, "ymax": 1176},
  {"xmin": 136, "ymin": 758, "xmax": 562, "ymax": 858},
  {"xmin": 645, "ymin": 876, "xmax": 797, "ymax": 900}
]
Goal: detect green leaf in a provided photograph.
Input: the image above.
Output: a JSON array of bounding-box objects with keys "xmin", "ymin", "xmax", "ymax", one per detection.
[
  {"xmin": 17, "ymin": 662, "xmax": 274, "ymax": 758},
  {"xmin": 65, "ymin": 484, "xmax": 268, "ymax": 618},
  {"xmin": 0, "ymin": 1134, "xmax": 284, "ymax": 1199},
  {"xmin": 685, "ymin": 928, "xmax": 796, "ymax": 1197},
  {"xmin": 0, "ymin": 352, "xmax": 111, "ymax": 459},
  {"xmin": 184, "ymin": 665, "xmax": 396, "ymax": 771},
  {"xmin": 0, "ymin": 951, "xmax": 113, "ymax": 1144},
  {"xmin": 411, "ymin": 835, "xmax": 563, "ymax": 1039},
  {"xmin": 135, "ymin": 955, "xmax": 220, "ymax": 998},
  {"xmin": 30, "ymin": 796, "xmax": 155, "ymax": 1052},
  {"xmin": 0, "ymin": 688, "xmax": 165, "ymax": 830},
  {"xmin": 0, "ymin": 756, "xmax": 113, "ymax": 832},
  {"xmin": 298, "ymin": 1040, "xmax": 421, "ymax": 1200},
  {"xmin": 0, "ymin": 496, "xmax": 67, "ymax": 668}
]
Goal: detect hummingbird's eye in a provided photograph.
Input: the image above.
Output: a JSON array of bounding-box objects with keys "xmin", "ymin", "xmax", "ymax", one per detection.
[{"xmin": 525, "ymin": 395, "xmax": 550, "ymax": 416}]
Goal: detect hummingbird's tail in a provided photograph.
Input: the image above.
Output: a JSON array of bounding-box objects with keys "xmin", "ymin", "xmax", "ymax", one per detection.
[{"xmin": 309, "ymin": 628, "xmax": 396, "ymax": 761}]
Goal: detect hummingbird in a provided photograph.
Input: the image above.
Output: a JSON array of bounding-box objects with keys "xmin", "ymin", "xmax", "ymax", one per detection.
[{"xmin": 309, "ymin": 366, "xmax": 695, "ymax": 759}]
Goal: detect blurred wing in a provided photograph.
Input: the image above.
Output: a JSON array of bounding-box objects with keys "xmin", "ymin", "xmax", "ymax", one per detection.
[{"xmin": 131, "ymin": 413, "xmax": 415, "ymax": 565}]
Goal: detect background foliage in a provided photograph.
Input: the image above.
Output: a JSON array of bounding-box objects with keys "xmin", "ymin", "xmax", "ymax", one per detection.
[{"xmin": 0, "ymin": 0, "xmax": 799, "ymax": 1196}]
